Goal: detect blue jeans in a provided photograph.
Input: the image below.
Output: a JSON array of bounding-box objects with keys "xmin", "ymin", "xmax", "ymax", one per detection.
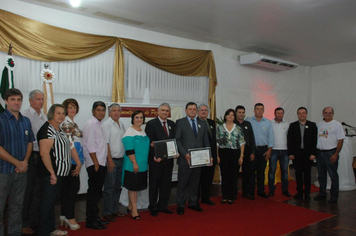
[
  {"xmin": 0, "ymin": 172, "xmax": 27, "ymax": 236},
  {"xmin": 316, "ymin": 149, "xmax": 339, "ymax": 199},
  {"xmin": 268, "ymin": 150, "xmax": 289, "ymax": 192},
  {"xmin": 103, "ymin": 159, "xmax": 123, "ymax": 216}
]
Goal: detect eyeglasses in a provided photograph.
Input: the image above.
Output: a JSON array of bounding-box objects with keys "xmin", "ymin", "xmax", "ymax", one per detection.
[{"xmin": 323, "ymin": 112, "xmax": 333, "ymax": 114}]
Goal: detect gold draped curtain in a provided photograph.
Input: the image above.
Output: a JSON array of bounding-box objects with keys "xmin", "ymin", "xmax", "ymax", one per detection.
[{"xmin": 0, "ymin": 9, "xmax": 217, "ymax": 119}]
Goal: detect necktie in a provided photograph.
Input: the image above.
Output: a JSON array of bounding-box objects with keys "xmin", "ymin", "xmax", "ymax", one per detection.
[
  {"xmin": 191, "ymin": 119, "xmax": 197, "ymax": 138},
  {"xmin": 163, "ymin": 121, "xmax": 169, "ymax": 137}
]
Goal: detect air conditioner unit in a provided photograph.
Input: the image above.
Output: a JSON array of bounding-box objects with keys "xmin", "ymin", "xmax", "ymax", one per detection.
[{"xmin": 239, "ymin": 53, "xmax": 298, "ymax": 71}]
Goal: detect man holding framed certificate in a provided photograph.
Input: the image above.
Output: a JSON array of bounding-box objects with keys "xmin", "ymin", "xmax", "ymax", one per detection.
[
  {"xmin": 145, "ymin": 103, "xmax": 177, "ymax": 217},
  {"xmin": 175, "ymin": 102, "xmax": 210, "ymax": 215}
]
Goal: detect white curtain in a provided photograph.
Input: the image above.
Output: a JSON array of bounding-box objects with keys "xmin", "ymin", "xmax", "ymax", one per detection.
[
  {"xmin": 0, "ymin": 49, "xmax": 115, "ymax": 97},
  {"xmin": 0, "ymin": 48, "xmax": 209, "ymax": 106},
  {"xmin": 124, "ymin": 49, "xmax": 209, "ymax": 105}
]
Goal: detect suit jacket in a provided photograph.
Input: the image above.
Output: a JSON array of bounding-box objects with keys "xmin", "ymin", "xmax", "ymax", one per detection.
[
  {"xmin": 198, "ymin": 118, "xmax": 217, "ymax": 164},
  {"xmin": 287, "ymin": 120, "xmax": 317, "ymax": 157},
  {"xmin": 145, "ymin": 117, "xmax": 176, "ymax": 165},
  {"xmin": 237, "ymin": 120, "xmax": 256, "ymax": 155},
  {"xmin": 175, "ymin": 117, "xmax": 210, "ymax": 166}
]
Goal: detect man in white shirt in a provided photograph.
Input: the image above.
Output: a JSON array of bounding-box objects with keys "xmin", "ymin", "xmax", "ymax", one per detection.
[
  {"xmin": 268, "ymin": 107, "xmax": 291, "ymax": 197},
  {"xmin": 314, "ymin": 107, "xmax": 345, "ymax": 204},
  {"xmin": 82, "ymin": 101, "xmax": 109, "ymax": 229},
  {"xmin": 102, "ymin": 103, "xmax": 126, "ymax": 222},
  {"xmin": 22, "ymin": 90, "xmax": 47, "ymax": 235}
]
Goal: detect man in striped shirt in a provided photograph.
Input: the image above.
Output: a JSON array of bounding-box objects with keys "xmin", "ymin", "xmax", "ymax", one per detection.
[{"xmin": 0, "ymin": 88, "xmax": 34, "ymax": 236}]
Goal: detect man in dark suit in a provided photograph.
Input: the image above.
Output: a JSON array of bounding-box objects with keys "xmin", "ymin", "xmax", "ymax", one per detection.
[
  {"xmin": 175, "ymin": 102, "xmax": 210, "ymax": 215},
  {"xmin": 145, "ymin": 102, "xmax": 177, "ymax": 216},
  {"xmin": 197, "ymin": 104, "xmax": 217, "ymax": 206},
  {"xmin": 287, "ymin": 107, "xmax": 317, "ymax": 200},
  {"xmin": 235, "ymin": 105, "xmax": 256, "ymax": 200}
]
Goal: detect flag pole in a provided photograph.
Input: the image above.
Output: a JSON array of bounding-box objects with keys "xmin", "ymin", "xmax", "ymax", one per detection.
[{"xmin": 0, "ymin": 43, "xmax": 15, "ymax": 112}]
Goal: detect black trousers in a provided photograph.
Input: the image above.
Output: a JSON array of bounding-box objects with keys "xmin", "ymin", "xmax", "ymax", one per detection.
[
  {"xmin": 22, "ymin": 151, "xmax": 41, "ymax": 229},
  {"xmin": 199, "ymin": 164, "xmax": 215, "ymax": 201},
  {"xmin": 241, "ymin": 147, "xmax": 254, "ymax": 196},
  {"xmin": 293, "ymin": 149, "xmax": 313, "ymax": 194},
  {"xmin": 38, "ymin": 175, "xmax": 63, "ymax": 236},
  {"xmin": 149, "ymin": 160, "xmax": 173, "ymax": 212},
  {"xmin": 86, "ymin": 165, "xmax": 107, "ymax": 224},
  {"xmin": 219, "ymin": 148, "xmax": 240, "ymax": 200},
  {"xmin": 61, "ymin": 165, "xmax": 80, "ymax": 219},
  {"xmin": 251, "ymin": 146, "xmax": 268, "ymax": 195}
]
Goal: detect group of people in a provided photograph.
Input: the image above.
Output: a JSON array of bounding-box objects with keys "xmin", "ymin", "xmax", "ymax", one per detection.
[
  {"xmin": 0, "ymin": 89, "xmax": 84, "ymax": 236},
  {"xmin": 233, "ymin": 103, "xmax": 344, "ymax": 205},
  {"xmin": 0, "ymin": 87, "xmax": 345, "ymax": 236}
]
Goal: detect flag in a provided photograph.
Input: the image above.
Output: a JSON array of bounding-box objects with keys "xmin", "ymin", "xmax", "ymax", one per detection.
[{"xmin": 0, "ymin": 56, "xmax": 15, "ymax": 112}]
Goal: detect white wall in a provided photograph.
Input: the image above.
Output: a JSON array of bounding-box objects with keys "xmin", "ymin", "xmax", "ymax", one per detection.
[
  {"xmin": 310, "ymin": 61, "xmax": 356, "ymax": 154},
  {"xmin": 311, "ymin": 61, "xmax": 356, "ymax": 125},
  {"xmin": 1, "ymin": 0, "xmax": 312, "ymax": 125},
  {"xmin": 214, "ymin": 54, "xmax": 312, "ymax": 121}
]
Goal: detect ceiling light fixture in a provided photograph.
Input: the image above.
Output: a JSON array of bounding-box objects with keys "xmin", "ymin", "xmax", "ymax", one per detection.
[{"xmin": 70, "ymin": 0, "xmax": 81, "ymax": 7}]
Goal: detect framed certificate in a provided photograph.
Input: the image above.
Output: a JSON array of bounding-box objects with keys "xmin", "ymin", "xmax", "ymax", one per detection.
[
  {"xmin": 154, "ymin": 139, "xmax": 178, "ymax": 159},
  {"xmin": 188, "ymin": 147, "xmax": 212, "ymax": 168}
]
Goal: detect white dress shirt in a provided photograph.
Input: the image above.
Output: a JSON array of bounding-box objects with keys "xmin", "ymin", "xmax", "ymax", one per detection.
[
  {"xmin": 22, "ymin": 106, "xmax": 47, "ymax": 151},
  {"xmin": 102, "ymin": 117, "xmax": 126, "ymax": 159}
]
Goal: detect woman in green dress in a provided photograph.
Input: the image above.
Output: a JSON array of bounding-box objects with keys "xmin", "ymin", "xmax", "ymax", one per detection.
[{"xmin": 122, "ymin": 110, "xmax": 150, "ymax": 220}]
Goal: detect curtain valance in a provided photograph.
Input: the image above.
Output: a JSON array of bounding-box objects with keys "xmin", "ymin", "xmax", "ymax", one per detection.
[{"xmin": 0, "ymin": 9, "xmax": 217, "ymax": 118}]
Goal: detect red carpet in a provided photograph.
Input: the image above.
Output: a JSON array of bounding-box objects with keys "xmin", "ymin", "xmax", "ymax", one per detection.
[
  {"xmin": 65, "ymin": 192, "xmax": 332, "ymax": 236},
  {"xmin": 265, "ymin": 180, "xmax": 319, "ymax": 202}
]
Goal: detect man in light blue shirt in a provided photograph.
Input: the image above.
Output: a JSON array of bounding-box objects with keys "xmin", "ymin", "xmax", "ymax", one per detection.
[{"xmin": 247, "ymin": 103, "xmax": 274, "ymax": 198}]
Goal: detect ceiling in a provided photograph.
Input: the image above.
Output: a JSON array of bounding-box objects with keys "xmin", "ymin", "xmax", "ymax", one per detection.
[{"xmin": 19, "ymin": 0, "xmax": 356, "ymax": 66}]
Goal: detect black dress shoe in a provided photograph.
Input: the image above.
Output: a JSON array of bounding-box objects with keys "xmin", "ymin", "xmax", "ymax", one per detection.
[
  {"xmin": 246, "ymin": 194, "xmax": 255, "ymax": 200},
  {"xmin": 304, "ymin": 194, "xmax": 311, "ymax": 200},
  {"xmin": 228, "ymin": 200, "xmax": 234, "ymax": 205},
  {"xmin": 293, "ymin": 192, "xmax": 303, "ymax": 199},
  {"xmin": 188, "ymin": 205, "xmax": 203, "ymax": 212},
  {"xmin": 176, "ymin": 207, "xmax": 184, "ymax": 215},
  {"xmin": 328, "ymin": 198, "xmax": 337, "ymax": 204},
  {"xmin": 257, "ymin": 192, "xmax": 269, "ymax": 198},
  {"xmin": 201, "ymin": 199, "xmax": 215, "ymax": 205},
  {"xmin": 314, "ymin": 194, "xmax": 327, "ymax": 201},
  {"xmin": 103, "ymin": 214, "xmax": 116, "ymax": 222},
  {"xmin": 159, "ymin": 209, "xmax": 174, "ymax": 214},
  {"xmin": 86, "ymin": 221, "xmax": 107, "ymax": 230},
  {"xmin": 268, "ymin": 190, "xmax": 274, "ymax": 197},
  {"xmin": 221, "ymin": 199, "xmax": 227, "ymax": 204},
  {"xmin": 97, "ymin": 217, "xmax": 110, "ymax": 225},
  {"xmin": 282, "ymin": 191, "xmax": 292, "ymax": 197},
  {"xmin": 150, "ymin": 210, "xmax": 158, "ymax": 216}
]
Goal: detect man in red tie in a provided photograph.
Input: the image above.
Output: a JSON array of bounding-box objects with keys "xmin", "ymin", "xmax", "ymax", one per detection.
[{"xmin": 145, "ymin": 103, "xmax": 177, "ymax": 216}]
